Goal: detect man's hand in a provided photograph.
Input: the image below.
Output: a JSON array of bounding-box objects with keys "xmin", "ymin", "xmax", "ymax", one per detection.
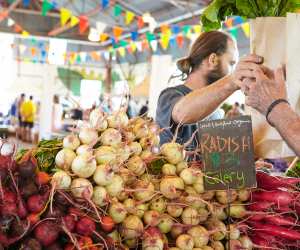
[
  {"xmin": 230, "ymin": 54, "xmax": 264, "ymax": 89},
  {"xmin": 242, "ymin": 66, "xmax": 287, "ymax": 115}
]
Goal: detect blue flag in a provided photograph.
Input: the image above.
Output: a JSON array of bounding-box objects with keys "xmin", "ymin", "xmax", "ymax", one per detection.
[
  {"xmin": 23, "ymin": 0, "xmax": 30, "ymax": 7},
  {"xmin": 131, "ymin": 31, "xmax": 138, "ymax": 41},
  {"xmin": 102, "ymin": 0, "xmax": 109, "ymax": 8}
]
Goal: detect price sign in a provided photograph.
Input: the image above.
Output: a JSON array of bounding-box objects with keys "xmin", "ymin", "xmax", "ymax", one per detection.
[{"xmin": 197, "ymin": 116, "xmax": 256, "ymax": 190}]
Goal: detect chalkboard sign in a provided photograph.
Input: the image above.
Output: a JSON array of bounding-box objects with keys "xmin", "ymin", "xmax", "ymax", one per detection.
[{"xmin": 197, "ymin": 116, "xmax": 256, "ymax": 190}]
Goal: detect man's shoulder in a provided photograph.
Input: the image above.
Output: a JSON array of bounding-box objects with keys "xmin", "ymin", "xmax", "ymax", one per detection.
[{"xmin": 160, "ymin": 84, "xmax": 189, "ymax": 97}]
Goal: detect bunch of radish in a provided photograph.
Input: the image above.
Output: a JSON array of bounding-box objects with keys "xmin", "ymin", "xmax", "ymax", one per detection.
[{"xmin": 245, "ymin": 171, "xmax": 300, "ymax": 249}]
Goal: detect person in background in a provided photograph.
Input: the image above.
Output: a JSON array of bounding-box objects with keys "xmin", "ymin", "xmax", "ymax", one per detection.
[
  {"xmin": 16, "ymin": 93, "xmax": 25, "ymax": 139},
  {"xmin": 10, "ymin": 98, "xmax": 18, "ymax": 127},
  {"xmin": 20, "ymin": 95, "xmax": 36, "ymax": 142},
  {"xmin": 226, "ymin": 102, "xmax": 242, "ymax": 118},
  {"xmin": 33, "ymin": 101, "xmax": 40, "ymax": 144},
  {"xmin": 126, "ymin": 95, "xmax": 138, "ymax": 118},
  {"xmin": 156, "ymin": 30, "xmax": 263, "ymax": 150},
  {"xmin": 240, "ymin": 66, "xmax": 300, "ymax": 156},
  {"xmin": 139, "ymin": 100, "xmax": 149, "ymax": 116},
  {"xmin": 51, "ymin": 95, "xmax": 63, "ymax": 132}
]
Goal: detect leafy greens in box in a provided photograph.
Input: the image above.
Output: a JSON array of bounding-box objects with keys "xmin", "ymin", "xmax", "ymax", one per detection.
[{"xmin": 201, "ymin": 0, "xmax": 300, "ymax": 31}]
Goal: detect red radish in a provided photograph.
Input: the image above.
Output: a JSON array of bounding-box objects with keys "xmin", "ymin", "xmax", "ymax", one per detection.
[
  {"xmin": 248, "ymin": 214, "xmax": 265, "ymax": 221},
  {"xmin": 68, "ymin": 207, "xmax": 84, "ymax": 217},
  {"xmin": 251, "ymin": 190, "xmax": 294, "ymax": 206},
  {"xmin": 100, "ymin": 216, "xmax": 115, "ymax": 232},
  {"xmin": 264, "ymin": 215, "xmax": 299, "ymax": 227},
  {"xmin": 247, "ymin": 201, "xmax": 274, "ymax": 211},
  {"xmin": 27, "ymin": 194, "xmax": 47, "ymax": 213},
  {"xmin": 0, "ymin": 202, "xmax": 17, "ymax": 216},
  {"xmin": 2, "ymin": 190, "xmax": 16, "ymax": 203},
  {"xmin": 76, "ymin": 217, "xmax": 96, "ymax": 236},
  {"xmin": 34, "ymin": 221, "xmax": 59, "ymax": 246},
  {"xmin": 256, "ymin": 171, "xmax": 300, "ymax": 190},
  {"xmin": 27, "ymin": 213, "xmax": 40, "ymax": 225},
  {"xmin": 248, "ymin": 221, "xmax": 300, "ymax": 240},
  {"xmin": 143, "ymin": 226, "xmax": 163, "ymax": 239},
  {"xmin": 17, "ymin": 198, "xmax": 28, "ymax": 218},
  {"xmin": 35, "ymin": 172, "xmax": 50, "ymax": 186},
  {"xmin": 63, "ymin": 214, "xmax": 76, "ymax": 232}
]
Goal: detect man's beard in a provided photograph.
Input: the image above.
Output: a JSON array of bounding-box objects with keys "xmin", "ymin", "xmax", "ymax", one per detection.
[{"xmin": 206, "ymin": 64, "xmax": 226, "ymax": 85}]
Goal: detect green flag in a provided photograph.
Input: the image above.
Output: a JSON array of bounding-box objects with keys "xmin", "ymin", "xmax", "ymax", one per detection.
[
  {"xmin": 182, "ymin": 25, "xmax": 191, "ymax": 35},
  {"xmin": 230, "ymin": 27, "xmax": 238, "ymax": 40},
  {"xmin": 114, "ymin": 4, "xmax": 122, "ymax": 17},
  {"xmin": 42, "ymin": 0, "xmax": 53, "ymax": 16}
]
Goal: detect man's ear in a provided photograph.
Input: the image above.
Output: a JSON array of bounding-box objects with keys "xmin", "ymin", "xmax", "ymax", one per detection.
[{"xmin": 208, "ymin": 53, "xmax": 219, "ymax": 68}]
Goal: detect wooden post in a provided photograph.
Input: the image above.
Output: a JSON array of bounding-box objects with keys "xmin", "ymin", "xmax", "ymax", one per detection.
[{"xmin": 104, "ymin": 53, "xmax": 112, "ymax": 93}]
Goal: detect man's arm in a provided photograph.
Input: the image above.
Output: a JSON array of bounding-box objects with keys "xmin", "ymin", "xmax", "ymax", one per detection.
[
  {"xmin": 172, "ymin": 54, "xmax": 263, "ymax": 124},
  {"xmin": 268, "ymin": 103, "xmax": 300, "ymax": 156},
  {"xmin": 172, "ymin": 75, "xmax": 236, "ymax": 123}
]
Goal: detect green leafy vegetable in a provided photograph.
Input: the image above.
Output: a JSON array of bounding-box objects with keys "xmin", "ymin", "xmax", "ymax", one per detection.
[{"xmin": 201, "ymin": 0, "xmax": 300, "ymax": 31}]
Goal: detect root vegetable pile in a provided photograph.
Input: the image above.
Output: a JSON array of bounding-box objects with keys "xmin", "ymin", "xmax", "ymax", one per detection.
[{"xmin": 2, "ymin": 110, "xmax": 299, "ymax": 250}]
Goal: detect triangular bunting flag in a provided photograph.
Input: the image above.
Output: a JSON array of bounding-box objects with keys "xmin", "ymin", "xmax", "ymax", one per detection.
[
  {"xmin": 41, "ymin": 50, "xmax": 47, "ymax": 58},
  {"xmin": 113, "ymin": 26, "xmax": 123, "ymax": 38},
  {"xmin": 170, "ymin": 36, "xmax": 176, "ymax": 48},
  {"xmin": 142, "ymin": 40, "xmax": 149, "ymax": 50},
  {"xmin": 131, "ymin": 31, "xmax": 138, "ymax": 41},
  {"xmin": 137, "ymin": 16, "xmax": 144, "ymax": 29},
  {"xmin": 60, "ymin": 8, "xmax": 72, "ymax": 26},
  {"xmin": 7, "ymin": 18, "xmax": 15, "ymax": 27},
  {"xmin": 103, "ymin": 51, "xmax": 110, "ymax": 61},
  {"xmin": 42, "ymin": 0, "xmax": 53, "ymax": 16},
  {"xmin": 30, "ymin": 47, "xmax": 37, "ymax": 56},
  {"xmin": 171, "ymin": 25, "xmax": 180, "ymax": 34},
  {"xmin": 70, "ymin": 16, "xmax": 79, "ymax": 27},
  {"xmin": 160, "ymin": 24, "xmax": 169, "ymax": 34},
  {"xmin": 150, "ymin": 40, "xmax": 158, "ymax": 52},
  {"xmin": 79, "ymin": 16, "xmax": 89, "ymax": 34},
  {"xmin": 23, "ymin": 0, "xmax": 30, "ymax": 7},
  {"xmin": 182, "ymin": 25, "xmax": 191, "ymax": 36},
  {"xmin": 176, "ymin": 34, "xmax": 184, "ymax": 48},
  {"xmin": 96, "ymin": 22, "xmax": 106, "ymax": 33},
  {"xmin": 114, "ymin": 4, "xmax": 122, "ymax": 17},
  {"xmin": 235, "ymin": 16, "xmax": 244, "ymax": 25},
  {"xmin": 130, "ymin": 42, "xmax": 137, "ymax": 53},
  {"xmin": 19, "ymin": 44, "xmax": 26, "ymax": 54},
  {"xmin": 76, "ymin": 54, "xmax": 81, "ymax": 63},
  {"xmin": 21, "ymin": 31, "xmax": 30, "ymax": 37},
  {"xmin": 14, "ymin": 24, "xmax": 22, "ymax": 33},
  {"xmin": 80, "ymin": 52, "xmax": 87, "ymax": 62},
  {"xmin": 136, "ymin": 41, "xmax": 143, "ymax": 52},
  {"xmin": 241, "ymin": 22, "xmax": 250, "ymax": 38},
  {"xmin": 160, "ymin": 33, "xmax": 170, "ymax": 50},
  {"xmin": 100, "ymin": 33, "xmax": 109, "ymax": 42},
  {"xmin": 229, "ymin": 27, "xmax": 238, "ymax": 40},
  {"xmin": 225, "ymin": 18, "xmax": 233, "ymax": 28},
  {"xmin": 193, "ymin": 25, "xmax": 202, "ymax": 34},
  {"xmin": 125, "ymin": 11, "xmax": 135, "ymax": 25},
  {"xmin": 101, "ymin": 0, "xmax": 109, "ymax": 9},
  {"xmin": 118, "ymin": 47, "xmax": 126, "ymax": 57}
]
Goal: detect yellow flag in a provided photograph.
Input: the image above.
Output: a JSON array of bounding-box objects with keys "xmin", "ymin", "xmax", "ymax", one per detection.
[
  {"xmin": 118, "ymin": 47, "xmax": 126, "ymax": 57},
  {"xmin": 241, "ymin": 22, "xmax": 250, "ymax": 38},
  {"xmin": 70, "ymin": 16, "xmax": 79, "ymax": 27},
  {"xmin": 161, "ymin": 34, "xmax": 170, "ymax": 50},
  {"xmin": 125, "ymin": 11, "xmax": 135, "ymax": 25},
  {"xmin": 100, "ymin": 33, "xmax": 109, "ymax": 42},
  {"xmin": 60, "ymin": 8, "xmax": 72, "ymax": 26},
  {"xmin": 21, "ymin": 30, "xmax": 30, "ymax": 37},
  {"xmin": 130, "ymin": 42, "xmax": 137, "ymax": 53},
  {"xmin": 194, "ymin": 25, "xmax": 202, "ymax": 34}
]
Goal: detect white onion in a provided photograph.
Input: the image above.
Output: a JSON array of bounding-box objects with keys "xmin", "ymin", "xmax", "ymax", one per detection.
[
  {"xmin": 167, "ymin": 204, "xmax": 183, "ymax": 218},
  {"xmin": 100, "ymin": 128, "xmax": 122, "ymax": 147},
  {"xmin": 133, "ymin": 121, "xmax": 149, "ymax": 139},
  {"xmin": 181, "ymin": 207, "xmax": 200, "ymax": 225},
  {"xmin": 228, "ymin": 224, "xmax": 240, "ymax": 240},
  {"xmin": 239, "ymin": 236, "xmax": 253, "ymax": 250},
  {"xmin": 150, "ymin": 197, "xmax": 166, "ymax": 213},
  {"xmin": 107, "ymin": 111, "xmax": 129, "ymax": 128},
  {"xmin": 161, "ymin": 142, "xmax": 184, "ymax": 165},
  {"xmin": 79, "ymin": 127, "xmax": 98, "ymax": 145},
  {"xmin": 140, "ymin": 150, "xmax": 152, "ymax": 160},
  {"xmin": 216, "ymin": 190, "xmax": 238, "ymax": 204},
  {"xmin": 133, "ymin": 180, "xmax": 155, "ymax": 201},
  {"xmin": 51, "ymin": 170, "xmax": 72, "ymax": 189},
  {"xmin": 176, "ymin": 234, "xmax": 194, "ymax": 250},
  {"xmin": 63, "ymin": 134, "xmax": 80, "ymax": 150},
  {"xmin": 71, "ymin": 154, "xmax": 97, "ymax": 178},
  {"xmin": 117, "ymin": 191, "xmax": 129, "ymax": 201},
  {"xmin": 160, "ymin": 176, "xmax": 184, "ymax": 199},
  {"xmin": 210, "ymin": 241, "xmax": 225, "ymax": 250},
  {"xmin": 125, "ymin": 238, "xmax": 137, "ymax": 248},
  {"xmin": 128, "ymin": 141, "xmax": 143, "ymax": 156},
  {"xmin": 109, "ymin": 202, "xmax": 127, "ymax": 223},
  {"xmin": 127, "ymin": 155, "xmax": 146, "ymax": 176},
  {"xmin": 142, "ymin": 237, "xmax": 164, "ymax": 250},
  {"xmin": 206, "ymin": 219, "xmax": 226, "ymax": 241},
  {"xmin": 105, "ymin": 175, "xmax": 124, "ymax": 197},
  {"xmin": 95, "ymin": 146, "xmax": 117, "ymax": 165},
  {"xmin": 123, "ymin": 198, "xmax": 136, "ymax": 214},
  {"xmin": 143, "ymin": 210, "xmax": 160, "ymax": 226},
  {"xmin": 92, "ymin": 186, "xmax": 107, "ymax": 207},
  {"xmin": 158, "ymin": 214, "xmax": 173, "ymax": 233},
  {"xmin": 55, "ymin": 148, "xmax": 76, "ymax": 171},
  {"xmin": 70, "ymin": 178, "xmax": 93, "ymax": 199},
  {"xmin": 136, "ymin": 203, "xmax": 149, "ymax": 218},
  {"xmin": 89, "ymin": 109, "xmax": 108, "ymax": 131},
  {"xmin": 176, "ymin": 161, "xmax": 188, "ymax": 174},
  {"xmin": 187, "ymin": 226, "xmax": 209, "ymax": 248},
  {"xmin": 121, "ymin": 215, "xmax": 144, "ymax": 239},
  {"xmin": 0, "ymin": 141, "xmax": 15, "ymax": 156},
  {"xmin": 238, "ymin": 189, "xmax": 251, "ymax": 202},
  {"xmin": 93, "ymin": 164, "xmax": 114, "ymax": 186},
  {"xmin": 76, "ymin": 145, "xmax": 93, "ymax": 156},
  {"xmin": 171, "ymin": 225, "xmax": 185, "ymax": 239},
  {"xmin": 116, "ymin": 145, "xmax": 131, "ymax": 163},
  {"xmin": 119, "ymin": 167, "xmax": 137, "ymax": 185},
  {"xmin": 180, "ymin": 168, "xmax": 197, "ymax": 185},
  {"xmin": 193, "ymin": 176, "xmax": 204, "ymax": 194},
  {"xmin": 162, "ymin": 164, "xmax": 177, "ymax": 176}
]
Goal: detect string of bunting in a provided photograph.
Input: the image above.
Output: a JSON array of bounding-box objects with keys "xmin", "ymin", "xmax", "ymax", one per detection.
[{"xmin": 14, "ymin": 18, "xmax": 250, "ymax": 65}]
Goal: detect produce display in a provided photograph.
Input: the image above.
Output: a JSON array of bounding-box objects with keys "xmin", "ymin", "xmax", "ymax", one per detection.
[
  {"xmin": 0, "ymin": 110, "xmax": 299, "ymax": 249},
  {"xmin": 201, "ymin": 0, "xmax": 300, "ymax": 31}
]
